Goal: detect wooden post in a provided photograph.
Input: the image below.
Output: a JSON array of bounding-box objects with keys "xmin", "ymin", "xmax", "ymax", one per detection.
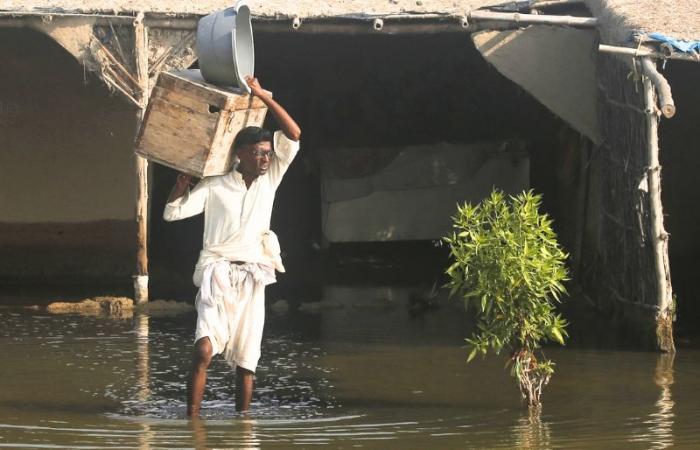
[
  {"xmin": 642, "ymin": 57, "xmax": 675, "ymax": 352},
  {"xmin": 134, "ymin": 12, "xmax": 150, "ymax": 304},
  {"xmin": 640, "ymin": 58, "xmax": 676, "ymax": 118}
]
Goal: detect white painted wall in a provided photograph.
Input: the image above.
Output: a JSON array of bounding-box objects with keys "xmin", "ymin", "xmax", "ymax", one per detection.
[
  {"xmin": 0, "ymin": 29, "xmax": 136, "ymax": 223},
  {"xmin": 322, "ymin": 141, "xmax": 530, "ymax": 242}
]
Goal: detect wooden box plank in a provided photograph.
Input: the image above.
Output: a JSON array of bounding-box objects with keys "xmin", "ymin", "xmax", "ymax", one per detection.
[{"xmin": 135, "ymin": 69, "xmax": 268, "ymax": 177}]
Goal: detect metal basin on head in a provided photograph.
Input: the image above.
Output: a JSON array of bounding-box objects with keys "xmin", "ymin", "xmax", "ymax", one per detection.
[{"xmin": 196, "ymin": 1, "xmax": 254, "ymax": 92}]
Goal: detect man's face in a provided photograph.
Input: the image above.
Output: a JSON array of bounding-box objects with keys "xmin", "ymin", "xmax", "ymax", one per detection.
[{"xmin": 237, "ymin": 141, "xmax": 273, "ymax": 177}]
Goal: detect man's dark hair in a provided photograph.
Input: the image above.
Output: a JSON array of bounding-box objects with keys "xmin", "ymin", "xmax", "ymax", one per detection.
[{"xmin": 233, "ymin": 126, "xmax": 272, "ymax": 152}]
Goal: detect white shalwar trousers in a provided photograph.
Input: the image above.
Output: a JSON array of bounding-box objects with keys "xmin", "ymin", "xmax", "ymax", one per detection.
[{"xmin": 194, "ymin": 261, "xmax": 275, "ymax": 372}]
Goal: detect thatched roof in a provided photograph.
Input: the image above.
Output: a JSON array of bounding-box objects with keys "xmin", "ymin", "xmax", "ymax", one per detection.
[
  {"xmin": 1, "ymin": 0, "xmax": 699, "ymax": 42},
  {"xmin": 0, "ymin": 1, "xmax": 496, "ymax": 18},
  {"xmin": 587, "ymin": 0, "xmax": 700, "ymax": 43}
]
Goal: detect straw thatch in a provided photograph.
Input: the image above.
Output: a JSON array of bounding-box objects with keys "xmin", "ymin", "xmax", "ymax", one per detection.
[
  {"xmin": 587, "ymin": 0, "xmax": 700, "ymax": 44},
  {"xmin": 582, "ymin": 48, "xmax": 681, "ymax": 350},
  {"xmin": 591, "ymin": 52, "xmax": 659, "ymax": 315},
  {"xmin": 2, "ymin": 1, "xmax": 699, "ymax": 43},
  {"xmin": 0, "ymin": 1, "xmax": 495, "ymax": 18}
]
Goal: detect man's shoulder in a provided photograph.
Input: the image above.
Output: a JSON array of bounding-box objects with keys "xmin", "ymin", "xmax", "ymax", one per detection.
[{"xmin": 201, "ymin": 174, "xmax": 228, "ymax": 187}]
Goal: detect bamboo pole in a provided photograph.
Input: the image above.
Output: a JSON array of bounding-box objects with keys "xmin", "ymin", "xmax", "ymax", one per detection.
[
  {"xmin": 532, "ymin": 0, "xmax": 585, "ymax": 7},
  {"xmin": 92, "ymin": 35, "xmax": 143, "ymax": 89},
  {"xmin": 468, "ymin": 11, "xmax": 598, "ymax": 27},
  {"xmin": 134, "ymin": 12, "xmax": 150, "ymax": 304},
  {"xmin": 599, "ymin": 44, "xmax": 700, "ymax": 64},
  {"xmin": 101, "ymin": 71, "xmax": 141, "ymax": 107},
  {"xmin": 642, "ymin": 59, "xmax": 675, "ymax": 352}
]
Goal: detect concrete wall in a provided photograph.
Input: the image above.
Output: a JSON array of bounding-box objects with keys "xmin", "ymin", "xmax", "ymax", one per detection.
[
  {"xmin": 321, "ymin": 141, "xmax": 529, "ymax": 242},
  {"xmin": 0, "ymin": 29, "xmax": 137, "ymax": 279}
]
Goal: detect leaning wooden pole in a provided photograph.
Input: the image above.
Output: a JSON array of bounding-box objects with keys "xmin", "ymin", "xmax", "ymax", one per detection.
[
  {"xmin": 134, "ymin": 12, "xmax": 150, "ymax": 304},
  {"xmin": 641, "ymin": 57, "xmax": 675, "ymax": 352}
]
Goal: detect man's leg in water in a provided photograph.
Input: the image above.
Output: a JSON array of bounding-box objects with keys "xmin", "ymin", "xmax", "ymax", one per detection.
[
  {"xmin": 187, "ymin": 337, "xmax": 213, "ymax": 417},
  {"xmin": 235, "ymin": 366, "xmax": 255, "ymax": 412}
]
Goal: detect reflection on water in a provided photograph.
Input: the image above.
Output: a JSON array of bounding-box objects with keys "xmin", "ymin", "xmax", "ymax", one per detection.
[
  {"xmin": 188, "ymin": 417, "xmax": 260, "ymax": 450},
  {"xmin": 649, "ymin": 353, "xmax": 675, "ymax": 449},
  {"xmin": 135, "ymin": 314, "xmax": 153, "ymax": 450},
  {"xmin": 627, "ymin": 353, "xmax": 676, "ymax": 450},
  {"xmin": 135, "ymin": 314, "xmax": 150, "ymax": 403},
  {"xmin": 0, "ymin": 286, "xmax": 699, "ymax": 449},
  {"xmin": 512, "ymin": 406, "xmax": 551, "ymax": 450}
]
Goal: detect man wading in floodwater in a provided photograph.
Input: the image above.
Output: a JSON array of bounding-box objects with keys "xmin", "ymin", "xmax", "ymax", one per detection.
[{"xmin": 163, "ymin": 77, "xmax": 301, "ymax": 417}]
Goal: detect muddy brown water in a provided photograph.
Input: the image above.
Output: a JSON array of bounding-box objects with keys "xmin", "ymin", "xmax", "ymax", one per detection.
[{"xmin": 1, "ymin": 286, "xmax": 699, "ymax": 449}]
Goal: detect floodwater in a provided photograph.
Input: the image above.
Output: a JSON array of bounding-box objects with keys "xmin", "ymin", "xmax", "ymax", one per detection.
[{"xmin": 1, "ymin": 285, "xmax": 700, "ymax": 449}]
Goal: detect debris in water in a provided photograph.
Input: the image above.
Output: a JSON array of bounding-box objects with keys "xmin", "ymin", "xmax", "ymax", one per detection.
[{"xmin": 46, "ymin": 296, "xmax": 133, "ymax": 317}]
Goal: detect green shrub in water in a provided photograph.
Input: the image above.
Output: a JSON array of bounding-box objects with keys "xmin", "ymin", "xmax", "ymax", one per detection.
[{"xmin": 444, "ymin": 190, "xmax": 569, "ymax": 407}]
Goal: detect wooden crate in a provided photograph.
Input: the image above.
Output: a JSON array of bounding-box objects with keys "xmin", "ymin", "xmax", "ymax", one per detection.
[{"xmin": 135, "ymin": 69, "xmax": 268, "ymax": 177}]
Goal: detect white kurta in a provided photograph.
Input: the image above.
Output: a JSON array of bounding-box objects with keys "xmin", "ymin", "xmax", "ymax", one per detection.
[
  {"xmin": 163, "ymin": 131, "xmax": 299, "ymax": 371},
  {"xmin": 163, "ymin": 131, "xmax": 299, "ymax": 285}
]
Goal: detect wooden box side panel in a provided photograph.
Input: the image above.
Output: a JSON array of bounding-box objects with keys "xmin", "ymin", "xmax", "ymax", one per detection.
[
  {"xmin": 135, "ymin": 70, "xmax": 272, "ymax": 177},
  {"xmin": 163, "ymin": 70, "xmax": 269, "ymax": 111},
  {"xmin": 159, "ymin": 73, "xmax": 230, "ymax": 110},
  {"xmin": 203, "ymin": 106, "xmax": 269, "ymax": 177},
  {"xmin": 135, "ymin": 86, "xmax": 218, "ymax": 177}
]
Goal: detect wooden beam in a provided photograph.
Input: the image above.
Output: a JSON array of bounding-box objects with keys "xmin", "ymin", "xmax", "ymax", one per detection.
[
  {"xmin": 642, "ymin": 61, "xmax": 675, "ymax": 352},
  {"xmin": 0, "ymin": 12, "xmax": 473, "ymax": 34},
  {"xmin": 253, "ymin": 16, "xmax": 469, "ymax": 34},
  {"xmin": 134, "ymin": 11, "xmax": 150, "ymax": 304},
  {"xmin": 468, "ymin": 11, "xmax": 598, "ymax": 27}
]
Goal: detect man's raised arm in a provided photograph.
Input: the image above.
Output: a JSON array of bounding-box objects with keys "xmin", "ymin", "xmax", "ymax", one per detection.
[
  {"xmin": 245, "ymin": 76, "xmax": 301, "ymax": 142},
  {"xmin": 168, "ymin": 174, "xmax": 193, "ymax": 203},
  {"xmin": 163, "ymin": 174, "xmax": 208, "ymax": 222}
]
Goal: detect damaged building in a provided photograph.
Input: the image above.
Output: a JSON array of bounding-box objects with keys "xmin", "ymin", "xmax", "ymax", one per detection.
[{"xmin": 0, "ymin": 0, "xmax": 698, "ymax": 351}]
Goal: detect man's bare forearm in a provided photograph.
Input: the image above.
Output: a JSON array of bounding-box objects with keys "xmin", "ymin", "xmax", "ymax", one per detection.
[
  {"xmin": 261, "ymin": 94, "xmax": 301, "ymax": 141},
  {"xmin": 246, "ymin": 77, "xmax": 301, "ymax": 141}
]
